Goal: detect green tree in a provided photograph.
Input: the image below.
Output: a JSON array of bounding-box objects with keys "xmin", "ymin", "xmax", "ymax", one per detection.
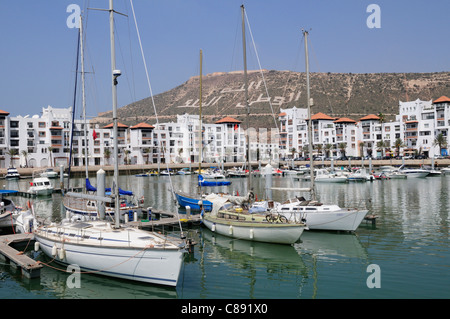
[{"xmin": 433, "ymin": 133, "xmax": 448, "ymax": 156}]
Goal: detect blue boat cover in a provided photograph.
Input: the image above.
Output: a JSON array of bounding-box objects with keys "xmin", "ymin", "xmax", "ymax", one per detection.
[
  {"xmin": 198, "ymin": 174, "xmax": 231, "ymax": 186},
  {"xmin": 86, "ymin": 178, "xmax": 133, "ymax": 195}
]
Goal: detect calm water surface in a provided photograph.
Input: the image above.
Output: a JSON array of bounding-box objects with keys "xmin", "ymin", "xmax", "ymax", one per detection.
[{"xmin": 0, "ymin": 171, "xmax": 449, "ymax": 299}]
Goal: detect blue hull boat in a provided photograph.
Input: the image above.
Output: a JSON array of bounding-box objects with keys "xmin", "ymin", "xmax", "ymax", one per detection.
[{"xmin": 174, "ymin": 191, "xmax": 213, "ymax": 211}]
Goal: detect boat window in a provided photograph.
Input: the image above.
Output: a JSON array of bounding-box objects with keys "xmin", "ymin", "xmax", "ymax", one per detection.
[{"xmin": 305, "ymin": 208, "xmax": 317, "ymax": 211}]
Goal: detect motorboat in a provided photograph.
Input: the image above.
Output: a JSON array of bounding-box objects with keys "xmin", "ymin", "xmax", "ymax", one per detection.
[
  {"xmin": 5, "ymin": 167, "xmax": 20, "ymax": 180},
  {"xmin": 28, "ymin": 177, "xmax": 53, "ymax": 196},
  {"xmin": 314, "ymin": 168, "xmax": 347, "ymax": 183},
  {"xmin": 177, "ymin": 168, "xmax": 191, "ymax": 175},
  {"xmin": 399, "ymin": 165, "xmax": 430, "ymax": 178},
  {"xmin": 40, "ymin": 168, "xmax": 58, "ymax": 179},
  {"xmin": 347, "ymin": 168, "xmax": 370, "ymax": 182},
  {"xmin": 227, "ymin": 167, "xmax": 248, "ymax": 177}
]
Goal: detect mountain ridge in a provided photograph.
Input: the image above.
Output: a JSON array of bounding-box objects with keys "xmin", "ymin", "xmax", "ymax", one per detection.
[{"xmin": 93, "ymin": 70, "xmax": 450, "ymax": 128}]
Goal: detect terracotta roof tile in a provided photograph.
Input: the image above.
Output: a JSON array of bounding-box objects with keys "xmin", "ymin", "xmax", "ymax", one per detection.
[
  {"xmin": 334, "ymin": 117, "xmax": 356, "ymax": 123},
  {"xmin": 215, "ymin": 116, "xmax": 241, "ymax": 124},
  {"xmin": 433, "ymin": 96, "xmax": 450, "ymax": 104},
  {"xmin": 103, "ymin": 122, "xmax": 128, "ymax": 129},
  {"xmin": 130, "ymin": 122, "xmax": 155, "ymax": 129},
  {"xmin": 310, "ymin": 112, "xmax": 334, "ymax": 120},
  {"xmin": 359, "ymin": 114, "xmax": 380, "ymax": 121}
]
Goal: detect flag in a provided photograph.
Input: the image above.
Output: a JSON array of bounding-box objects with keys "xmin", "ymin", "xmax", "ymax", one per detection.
[
  {"xmin": 234, "ymin": 124, "xmax": 238, "ymax": 130},
  {"xmin": 93, "ymin": 130, "xmax": 98, "ymax": 140}
]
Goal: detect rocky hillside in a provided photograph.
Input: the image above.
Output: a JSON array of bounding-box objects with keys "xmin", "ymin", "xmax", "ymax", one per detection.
[{"xmin": 94, "ymin": 70, "xmax": 450, "ymax": 128}]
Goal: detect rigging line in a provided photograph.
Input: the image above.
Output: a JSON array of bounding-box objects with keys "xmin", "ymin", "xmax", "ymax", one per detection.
[
  {"xmin": 281, "ymin": 33, "xmax": 304, "ymax": 105},
  {"xmin": 308, "ymin": 37, "xmax": 334, "ymax": 115},
  {"xmin": 129, "ymin": 0, "xmax": 183, "ymax": 234},
  {"xmin": 244, "ymin": 9, "xmax": 279, "ymax": 132}
]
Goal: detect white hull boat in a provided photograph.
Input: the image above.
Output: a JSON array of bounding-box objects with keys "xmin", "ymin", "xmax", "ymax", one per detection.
[
  {"xmin": 34, "ymin": 220, "xmax": 185, "ymax": 286},
  {"xmin": 202, "ymin": 193, "xmax": 305, "ymax": 245},
  {"xmin": 314, "ymin": 169, "xmax": 347, "ymax": 183},
  {"xmin": 28, "ymin": 177, "xmax": 53, "ymax": 196},
  {"xmin": 276, "ymin": 198, "xmax": 369, "ymax": 232}
]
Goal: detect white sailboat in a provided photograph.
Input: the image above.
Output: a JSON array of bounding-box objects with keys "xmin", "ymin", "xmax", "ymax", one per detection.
[
  {"xmin": 201, "ymin": 5, "xmax": 306, "ymax": 245},
  {"xmin": 63, "ymin": 9, "xmax": 142, "ymax": 220},
  {"xmin": 34, "ymin": 3, "xmax": 186, "ymax": 287},
  {"xmin": 275, "ymin": 30, "xmax": 368, "ymax": 232}
]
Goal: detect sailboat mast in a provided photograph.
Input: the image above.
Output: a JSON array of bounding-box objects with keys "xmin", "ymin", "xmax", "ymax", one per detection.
[
  {"xmin": 198, "ymin": 49, "xmax": 203, "ymax": 192},
  {"xmin": 109, "ymin": 0, "xmax": 120, "ymax": 228},
  {"xmin": 241, "ymin": 5, "xmax": 251, "ymax": 193},
  {"xmin": 79, "ymin": 15, "xmax": 89, "ymax": 180},
  {"xmin": 303, "ymin": 29, "xmax": 316, "ymax": 201}
]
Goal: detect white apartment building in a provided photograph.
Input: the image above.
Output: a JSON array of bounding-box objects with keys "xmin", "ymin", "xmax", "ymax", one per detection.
[
  {"xmin": 2, "ymin": 96, "xmax": 449, "ymax": 169},
  {"xmin": 279, "ymin": 95, "xmax": 450, "ymax": 159}
]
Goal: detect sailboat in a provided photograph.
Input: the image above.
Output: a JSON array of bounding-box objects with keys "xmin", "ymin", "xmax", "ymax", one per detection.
[
  {"xmin": 274, "ymin": 30, "xmax": 369, "ymax": 232},
  {"xmin": 201, "ymin": 5, "xmax": 306, "ymax": 245},
  {"xmin": 63, "ymin": 11, "xmax": 142, "ymax": 220},
  {"xmin": 33, "ymin": 3, "xmax": 186, "ymax": 287},
  {"xmin": 174, "ymin": 50, "xmax": 230, "ymax": 211}
]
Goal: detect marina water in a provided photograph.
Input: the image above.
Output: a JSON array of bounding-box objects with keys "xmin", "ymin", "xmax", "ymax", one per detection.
[{"xmin": 1, "ymin": 172, "xmax": 449, "ymax": 299}]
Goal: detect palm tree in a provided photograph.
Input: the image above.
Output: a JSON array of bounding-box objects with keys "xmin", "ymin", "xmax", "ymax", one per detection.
[
  {"xmin": 376, "ymin": 140, "xmax": 386, "ymax": 157},
  {"xmin": 48, "ymin": 146, "xmax": 54, "ymax": 167},
  {"xmin": 104, "ymin": 148, "xmax": 111, "ymax": 165},
  {"xmin": 21, "ymin": 150, "xmax": 29, "ymax": 167},
  {"xmin": 338, "ymin": 142, "xmax": 347, "ymax": 157},
  {"xmin": 324, "ymin": 143, "xmax": 333, "ymax": 158},
  {"xmin": 124, "ymin": 149, "xmax": 131, "ymax": 165},
  {"xmin": 433, "ymin": 133, "xmax": 448, "ymax": 156},
  {"xmin": 359, "ymin": 141, "xmax": 365, "ymax": 157},
  {"xmin": 394, "ymin": 138, "xmax": 405, "ymax": 157},
  {"xmin": 6, "ymin": 148, "xmax": 18, "ymax": 167},
  {"xmin": 290, "ymin": 147, "xmax": 296, "ymax": 159}
]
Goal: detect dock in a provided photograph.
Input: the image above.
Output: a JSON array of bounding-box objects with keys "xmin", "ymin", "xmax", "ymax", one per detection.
[
  {"xmin": 127, "ymin": 208, "xmax": 201, "ymax": 229},
  {"xmin": 0, "ymin": 233, "xmax": 42, "ymax": 279}
]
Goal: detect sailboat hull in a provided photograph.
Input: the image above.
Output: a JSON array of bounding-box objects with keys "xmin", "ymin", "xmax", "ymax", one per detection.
[
  {"xmin": 202, "ymin": 216, "xmax": 304, "ymax": 244},
  {"xmin": 279, "ymin": 209, "xmax": 368, "ymax": 232},
  {"xmin": 34, "ymin": 228, "xmax": 184, "ymax": 287}
]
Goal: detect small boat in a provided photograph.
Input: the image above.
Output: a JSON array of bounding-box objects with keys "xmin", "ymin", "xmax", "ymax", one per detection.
[
  {"xmin": 399, "ymin": 165, "xmax": 429, "ymax": 178},
  {"xmin": 160, "ymin": 170, "xmax": 173, "ymax": 176},
  {"xmin": 386, "ymin": 171, "xmax": 407, "ymax": 179},
  {"xmin": 198, "ymin": 174, "xmax": 231, "ymax": 186},
  {"xmin": 227, "ymin": 167, "xmax": 248, "ymax": 177},
  {"xmin": 177, "ymin": 168, "xmax": 191, "ymax": 175},
  {"xmin": 202, "ymin": 193, "xmax": 305, "ymax": 245},
  {"xmin": 174, "ymin": 191, "xmax": 213, "ymax": 211},
  {"xmin": 28, "ymin": 177, "xmax": 53, "ymax": 196},
  {"xmin": 148, "ymin": 170, "xmax": 159, "ymax": 176},
  {"xmin": 441, "ymin": 167, "xmax": 450, "ymax": 175},
  {"xmin": 314, "ymin": 168, "xmax": 347, "ymax": 183},
  {"xmin": 347, "ymin": 168, "xmax": 370, "ymax": 182},
  {"xmin": 5, "ymin": 167, "xmax": 20, "ymax": 180},
  {"xmin": 40, "ymin": 168, "xmax": 58, "ymax": 179},
  {"xmin": 0, "ymin": 196, "xmax": 31, "ymax": 229}
]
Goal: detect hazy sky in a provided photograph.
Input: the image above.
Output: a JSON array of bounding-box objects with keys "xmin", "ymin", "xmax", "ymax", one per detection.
[{"xmin": 0, "ymin": 0, "xmax": 449, "ymax": 119}]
